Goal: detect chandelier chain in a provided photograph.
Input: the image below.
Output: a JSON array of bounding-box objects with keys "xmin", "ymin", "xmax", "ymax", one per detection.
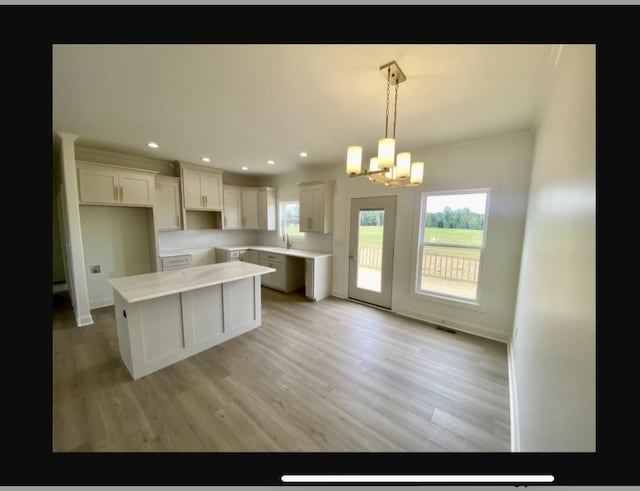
[
  {"xmin": 393, "ymin": 81, "xmax": 398, "ymax": 139},
  {"xmin": 384, "ymin": 66, "xmax": 391, "ymax": 139}
]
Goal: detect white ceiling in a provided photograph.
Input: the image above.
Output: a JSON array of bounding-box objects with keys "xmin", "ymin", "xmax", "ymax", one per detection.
[{"xmin": 53, "ymin": 44, "xmax": 554, "ymax": 175}]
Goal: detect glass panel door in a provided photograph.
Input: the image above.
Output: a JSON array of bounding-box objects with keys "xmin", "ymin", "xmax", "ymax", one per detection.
[{"xmin": 348, "ymin": 196, "xmax": 396, "ymax": 309}]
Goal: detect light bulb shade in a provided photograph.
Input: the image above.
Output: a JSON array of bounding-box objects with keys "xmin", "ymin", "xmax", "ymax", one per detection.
[
  {"xmin": 396, "ymin": 152, "xmax": 411, "ymax": 179},
  {"xmin": 377, "ymin": 138, "xmax": 395, "ymax": 169},
  {"xmin": 410, "ymin": 161, "xmax": 424, "ymax": 184},
  {"xmin": 346, "ymin": 146, "xmax": 363, "ymax": 174},
  {"xmin": 369, "ymin": 157, "xmax": 379, "ymax": 172}
]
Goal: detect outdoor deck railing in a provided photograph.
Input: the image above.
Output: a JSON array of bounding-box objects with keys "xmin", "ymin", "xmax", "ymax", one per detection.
[{"xmin": 358, "ymin": 245, "xmax": 479, "ymax": 282}]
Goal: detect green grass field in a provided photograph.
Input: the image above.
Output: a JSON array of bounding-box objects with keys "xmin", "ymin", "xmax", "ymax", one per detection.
[
  {"xmin": 359, "ymin": 226, "xmax": 483, "ymax": 260},
  {"xmin": 285, "ymin": 225, "xmax": 305, "ymax": 237}
]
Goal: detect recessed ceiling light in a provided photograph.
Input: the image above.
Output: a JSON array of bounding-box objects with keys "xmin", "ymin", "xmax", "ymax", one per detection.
[
  {"xmin": 147, "ymin": 142, "xmax": 159, "ymax": 149},
  {"xmin": 241, "ymin": 166, "xmax": 249, "ymax": 171},
  {"xmin": 267, "ymin": 160, "xmax": 275, "ymax": 165},
  {"xmin": 201, "ymin": 157, "xmax": 210, "ymax": 163},
  {"xmin": 299, "ymin": 152, "xmax": 308, "ymax": 157}
]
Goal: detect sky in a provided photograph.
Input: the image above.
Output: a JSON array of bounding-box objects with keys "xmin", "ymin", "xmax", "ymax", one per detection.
[{"xmin": 426, "ymin": 193, "xmax": 487, "ymax": 214}]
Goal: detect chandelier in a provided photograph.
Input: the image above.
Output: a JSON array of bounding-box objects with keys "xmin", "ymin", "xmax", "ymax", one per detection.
[{"xmin": 346, "ymin": 60, "xmax": 424, "ymax": 187}]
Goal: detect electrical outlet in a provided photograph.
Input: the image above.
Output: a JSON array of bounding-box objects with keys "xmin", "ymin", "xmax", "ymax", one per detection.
[{"xmin": 89, "ymin": 264, "xmax": 101, "ymax": 274}]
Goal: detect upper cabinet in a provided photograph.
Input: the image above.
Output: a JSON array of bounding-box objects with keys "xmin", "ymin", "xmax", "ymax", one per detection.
[
  {"xmin": 222, "ymin": 186, "xmax": 243, "ymax": 229},
  {"xmin": 257, "ymin": 187, "xmax": 276, "ymax": 231},
  {"xmin": 77, "ymin": 161, "xmax": 156, "ymax": 207},
  {"xmin": 299, "ymin": 181, "xmax": 334, "ymax": 234},
  {"xmin": 154, "ymin": 176, "xmax": 182, "ymax": 231},
  {"xmin": 241, "ymin": 188, "xmax": 259, "ymax": 229},
  {"xmin": 180, "ymin": 163, "xmax": 223, "ymax": 211},
  {"xmin": 223, "ymin": 185, "xmax": 276, "ymax": 231}
]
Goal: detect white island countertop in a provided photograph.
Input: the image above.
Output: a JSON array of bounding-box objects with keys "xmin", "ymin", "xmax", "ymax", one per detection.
[
  {"xmin": 109, "ymin": 261, "xmax": 275, "ymax": 304},
  {"xmin": 215, "ymin": 245, "xmax": 332, "ymax": 259}
]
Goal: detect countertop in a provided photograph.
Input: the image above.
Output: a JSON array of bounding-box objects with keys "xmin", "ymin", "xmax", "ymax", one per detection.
[
  {"xmin": 109, "ymin": 261, "xmax": 276, "ymax": 304},
  {"xmin": 215, "ymin": 245, "xmax": 332, "ymax": 259}
]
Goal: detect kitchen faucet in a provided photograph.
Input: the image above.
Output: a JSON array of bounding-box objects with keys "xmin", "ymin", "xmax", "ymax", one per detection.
[{"xmin": 283, "ymin": 233, "xmax": 292, "ymax": 249}]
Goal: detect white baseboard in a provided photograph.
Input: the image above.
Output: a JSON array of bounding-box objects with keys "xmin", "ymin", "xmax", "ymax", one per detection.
[
  {"xmin": 508, "ymin": 340, "xmax": 520, "ymax": 452},
  {"xmin": 52, "ymin": 282, "xmax": 68, "ymax": 293},
  {"xmin": 76, "ymin": 313, "xmax": 94, "ymax": 327},
  {"xmin": 393, "ymin": 305, "xmax": 509, "ymax": 344}
]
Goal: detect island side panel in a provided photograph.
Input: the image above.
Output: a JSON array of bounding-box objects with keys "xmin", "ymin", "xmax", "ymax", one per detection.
[
  {"xmin": 113, "ymin": 290, "xmax": 133, "ymax": 375},
  {"xmin": 181, "ymin": 284, "xmax": 225, "ymax": 349},
  {"xmin": 222, "ymin": 276, "xmax": 261, "ymax": 336},
  {"xmin": 125, "ymin": 292, "xmax": 184, "ymax": 379}
]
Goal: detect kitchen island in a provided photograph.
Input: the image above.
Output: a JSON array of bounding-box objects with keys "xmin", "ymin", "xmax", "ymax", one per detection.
[{"xmin": 109, "ymin": 261, "xmax": 275, "ymax": 379}]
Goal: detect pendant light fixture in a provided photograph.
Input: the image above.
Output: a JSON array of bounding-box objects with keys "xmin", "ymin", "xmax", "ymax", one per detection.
[{"xmin": 346, "ymin": 60, "xmax": 424, "ymax": 187}]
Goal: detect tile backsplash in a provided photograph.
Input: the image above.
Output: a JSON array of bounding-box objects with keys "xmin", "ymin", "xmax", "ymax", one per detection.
[{"xmin": 158, "ymin": 229, "xmax": 258, "ymax": 252}]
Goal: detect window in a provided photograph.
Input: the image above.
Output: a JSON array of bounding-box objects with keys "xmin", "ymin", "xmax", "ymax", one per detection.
[
  {"xmin": 416, "ymin": 190, "xmax": 489, "ymax": 303},
  {"xmin": 280, "ymin": 201, "xmax": 305, "ymax": 238}
]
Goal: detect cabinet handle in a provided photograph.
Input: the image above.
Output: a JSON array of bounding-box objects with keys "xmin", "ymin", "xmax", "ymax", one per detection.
[
  {"xmin": 120, "ymin": 186, "xmax": 123, "ymax": 202},
  {"xmin": 224, "ymin": 216, "xmax": 228, "ymax": 227},
  {"xmin": 113, "ymin": 186, "xmax": 118, "ymax": 201},
  {"xmin": 205, "ymin": 195, "xmax": 208, "ymax": 207},
  {"xmin": 308, "ymin": 217, "xmax": 311, "ymax": 229}
]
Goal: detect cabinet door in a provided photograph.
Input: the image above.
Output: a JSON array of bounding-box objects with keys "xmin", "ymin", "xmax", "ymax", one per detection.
[
  {"xmin": 78, "ymin": 164, "xmax": 119, "ymax": 204},
  {"xmin": 299, "ymin": 186, "xmax": 313, "ymax": 232},
  {"xmin": 223, "ymin": 187, "xmax": 243, "ymax": 229},
  {"xmin": 182, "ymin": 169, "xmax": 203, "ymax": 209},
  {"xmin": 202, "ymin": 173, "xmax": 223, "ymax": 210},
  {"xmin": 241, "ymin": 189, "xmax": 259, "ymax": 229},
  {"xmin": 119, "ymin": 170, "xmax": 154, "ymax": 206},
  {"xmin": 309, "ymin": 184, "xmax": 324, "ymax": 232},
  {"xmin": 257, "ymin": 188, "xmax": 276, "ymax": 231},
  {"xmin": 155, "ymin": 178, "xmax": 182, "ymax": 230}
]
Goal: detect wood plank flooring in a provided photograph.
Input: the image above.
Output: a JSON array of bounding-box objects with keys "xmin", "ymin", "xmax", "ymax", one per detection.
[{"xmin": 53, "ymin": 288, "xmax": 510, "ymax": 452}]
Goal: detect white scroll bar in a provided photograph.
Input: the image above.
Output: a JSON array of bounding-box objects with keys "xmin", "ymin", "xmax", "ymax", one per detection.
[{"xmin": 282, "ymin": 475, "xmax": 554, "ymax": 483}]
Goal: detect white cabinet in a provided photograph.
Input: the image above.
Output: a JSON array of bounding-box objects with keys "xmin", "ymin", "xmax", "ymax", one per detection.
[
  {"xmin": 180, "ymin": 164, "xmax": 223, "ymax": 211},
  {"xmin": 257, "ymin": 187, "xmax": 277, "ymax": 231},
  {"xmin": 305, "ymin": 256, "xmax": 332, "ymax": 301},
  {"xmin": 241, "ymin": 188, "xmax": 259, "ymax": 229},
  {"xmin": 154, "ymin": 176, "xmax": 182, "ymax": 230},
  {"xmin": 258, "ymin": 252, "xmax": 305, "ymax": 292},
  {"xmin": 299, "ymin": 181, "xmax": 334, "ymax": 233},
  {"xmin": 223, "ymin": 185, "xmax": 276, "ymax": 231},
  {"xmin": 243, "ymin": 250, "xmax": 260, "ymax": 265},
  {"xmin": 77, "ymin": 161, "xmax": 156, "ymax": 207},
  {"xmin": 222, "ymin": 186, "xmax": 243, "ymax": 229}
]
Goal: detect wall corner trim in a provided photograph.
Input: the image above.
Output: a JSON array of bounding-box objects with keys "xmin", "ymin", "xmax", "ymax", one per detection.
[{"xmin": 508, "ymin": 339, "xmax": 521, "ymax": 452}]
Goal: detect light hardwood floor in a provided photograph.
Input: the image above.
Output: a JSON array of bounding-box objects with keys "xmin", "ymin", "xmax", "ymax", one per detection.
[{"xmin": 53, "ymin": 288, "xmax": 510, "ymax": 452}]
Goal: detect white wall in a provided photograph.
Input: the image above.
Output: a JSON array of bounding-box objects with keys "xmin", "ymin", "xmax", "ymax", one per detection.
[
  {"xmin": 80, "ymin": 206, "xmax": 155, "ymax": 308},
  {"xmin": 511, "ymin": 45, "xmax": 595, "ymax": 451},
  {"xmin": 158, "ymin": 229, "xmax": 259, "ymax": 265},
  {"xmin": 258, "ymin": 131, "xmax": 532, "ymax": 342},
  {"xmin": 257, "ymin": 163, "xmax": 336, "ymax": 254}
]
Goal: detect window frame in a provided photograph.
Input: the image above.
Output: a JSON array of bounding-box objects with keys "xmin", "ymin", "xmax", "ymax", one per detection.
[
  {"xmin": 414, "ymin": 188, "xmax": 490, "ymax": 306},
  {"xmin": 279, "ymin": 200, "xmax": 306, "ymax": 240}
]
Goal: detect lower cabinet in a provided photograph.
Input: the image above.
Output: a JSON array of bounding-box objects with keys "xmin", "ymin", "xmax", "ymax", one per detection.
[{"xmin": 259, "ymin": 252, "xmax": 304, "ymax": 292}]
